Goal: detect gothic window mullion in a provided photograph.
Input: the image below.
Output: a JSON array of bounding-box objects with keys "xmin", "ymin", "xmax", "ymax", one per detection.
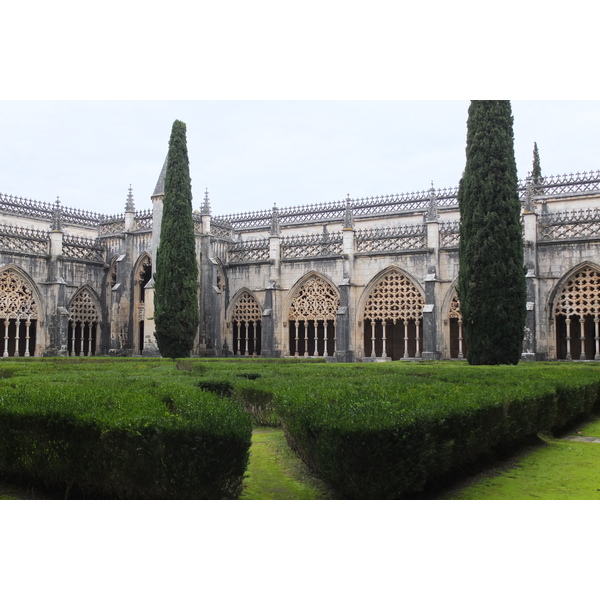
[
  {"xmin": 304, "ymin": 319, "xmax": 309, "ymax": 357},
  {"xmin": 565, "ymin": 316, "xmax": 572, "ymax": 360},
  {"xmin": 594, "ymin": 314, "xmax": 600, "ymax": 361},
  {"xmin": 370, "ymin": 320, "xmax": 376, "ymax": 358},
  {"xmin": 3, "ymin": 317, "xmax": 9, "ymax": 358},
  {"xmin": 579, "ymin": 316, "xmax": 587, "ymax": 360},
  {"xmin": 13, "ymin": 318, "xmax": 20, "ymax": 357},
  {"xmin": 24, "ymin": 318, "xmax": 31, "ymax": 357}
]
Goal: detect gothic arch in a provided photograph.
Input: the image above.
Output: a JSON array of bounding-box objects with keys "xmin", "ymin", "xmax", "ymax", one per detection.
[
  {"xmin": 550, "ymin": 262, "xmax": 600, "ymax": 360},
  {"xmin": 67, "ymin": 285, "xmax": 102, "ymax": 356},
  {"xmin": 285, "ymin": 272, "xmax": 340, "ymax": 357},
  {"xmin": 440, "ymin": 280, "xmax": 467, "ymax": 359},
  {"xmin": 0, "ymin": 266, "xmax": 42, "ymax": 357},
  {"xmin": 359, "ymin": 266, "xmax": 425, "ymax": 360},
  {"xmin": 227, "ymin": 288, "xmax": 262, "ymax": 356},
  {"xmin": 133, "ymin": 252, "xmax": 152, "ymax": 354}
]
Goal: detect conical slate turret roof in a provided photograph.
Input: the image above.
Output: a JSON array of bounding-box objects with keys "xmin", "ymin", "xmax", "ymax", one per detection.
[{"xmin": 152, "ymin": 155, "xmax": 168, "ymax": 197}]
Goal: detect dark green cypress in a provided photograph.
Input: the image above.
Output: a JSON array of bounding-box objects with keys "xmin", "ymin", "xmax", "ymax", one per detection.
[
  {"xmin": 154, "ymin": 120, "xmax": 199, "ymax": 358},
  {"xmin": 532, "ymin": 141, "xmax": 543, "ymax": 194},
  {"xmin": 457, "ymin": 101, "xmax": 526, "ymax": 365}
]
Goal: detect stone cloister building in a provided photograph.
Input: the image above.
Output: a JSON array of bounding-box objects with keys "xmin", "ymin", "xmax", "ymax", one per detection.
[{"xmin": 2, "ymin": 160, "xmax": 600, "ymax": 362}]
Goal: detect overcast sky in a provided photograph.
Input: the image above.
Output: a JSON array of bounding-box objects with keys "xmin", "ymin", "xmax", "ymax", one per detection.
[{"xmin": 2, "ymin": 100, "xmax": 600, "ymax": 219}]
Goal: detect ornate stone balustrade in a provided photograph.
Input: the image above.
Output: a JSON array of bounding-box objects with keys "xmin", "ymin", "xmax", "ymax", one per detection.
[
  {"xmin": 0, "ymin": 223, "xmax": 49, "ymax": 256},
  {"xmin": 99, "ymin": 217, "xmax": 126, "ymax": 235},
  {"xmin": 281, "ymin": 232, "xmax": 343, "ymax": 259},
  {"xmin": 211, "ymin": 218, "xmax": 234, "ymax": 240},
  {"xmin": 439, "ymin": 221, "xmax": 460, "ymax": 248},
  {"xmin": 62, "ymin": 233, "xmax": 105, "ymax": 262},
  {"xmin": 228, "ymin": 238, "xmax": 270, "ymax": 263},
  {"xmin": 538, "ymin": 207, "xmax": 600, "ymax": 241},
  {"xmin": 134, "ymin": 210, "xmax": 153, "ymax": 231},
  {"xmin": 0, "ymin": 193, "xmax": 102, "ymax": 227},
  {"xmin": 355, "ymin": 224, "xmax": 426, "ymax": 253},
  {"xmin": 527, "ymin": 170, "xmax": 600, "ymax": 198}
]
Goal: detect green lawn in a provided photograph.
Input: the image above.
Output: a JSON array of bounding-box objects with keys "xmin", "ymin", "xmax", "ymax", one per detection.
[
  {"xmin": 240, "ymin": 428, "xmax": 330, "ymax": 500},
  {"xmin": 439, "ymin": 417, "xmax": 600, "ymax": 500}
]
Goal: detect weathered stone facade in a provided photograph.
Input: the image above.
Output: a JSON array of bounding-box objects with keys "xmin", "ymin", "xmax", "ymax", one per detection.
[{"xmin": 2, "ymin": 167, "xmax": 600, "ymax": 361}]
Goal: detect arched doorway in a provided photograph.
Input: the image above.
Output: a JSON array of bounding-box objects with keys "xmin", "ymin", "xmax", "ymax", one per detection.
[
  {"xmin": 0, "ymin": 268, "xmax": 39, "ymax": 357},
  {"xmin": 363, "ymin": 269, "xmax": 424, "ymax": 360},
  {"xmin": 133, "ymin": 254, "xmax": 152, "ymax": 355},
  {"xmin": 448, "ymin": 293, "xmax": 467, "ymax": 359},
  {"xmin": 68, "ymin": 288, "xmax": 101, "ymax": 356},
  {"xmin": 288, "ymin": 275, "xmax": 339, "ymax": 357},
  {"xmin": 230, "ymin": 291, "xmax": 262, "ymax": 356},
  {"xmin": 554, "ymin": 266, "xmax": 600, "ymax": 360}
]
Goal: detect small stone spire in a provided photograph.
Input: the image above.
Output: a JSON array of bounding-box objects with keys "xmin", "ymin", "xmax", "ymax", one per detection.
[
  {"xmin": 270, "ymin": 203, "xmax": 280, "ymax": 236},
  {"xmin": 200, "ymin": 188, "xmax": 211, "ymax": 215},
  {"xmin": 125, "ymin": 184, "xmax": 135, "ymax": 212},
  {"xmin": 343, "ymin": 194, "xmax": 354, "ymax": 229},
  {"xmin": 52, "ymin": 196, "xmax": 62, "ymax": 231},
  {"xmin": 152, "ymin": 155, "xmax": 168, "ymax": 198}
]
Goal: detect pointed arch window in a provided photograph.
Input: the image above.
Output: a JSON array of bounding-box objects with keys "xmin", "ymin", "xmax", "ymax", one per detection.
[
  {"xmin": 0, "ymin": 269, "xmax": 39, "ymax": 357},
  {"xmin": 288, "ymin": 276, "xmax": 339, "ymax": 357},
  {"xmin": 363, "ymin": 270, "xmax": 424, "ymax": 360},
  {"xmin": 68, "ymin": 289, "xmax": 101, "ymax": 356},
  {"xmin": 554, "ymin": 266, "xmax": 600, "ymax": 360},
  {"xmin": 230, "ymin": 292, "xmax": 262, "ymax": 356}
]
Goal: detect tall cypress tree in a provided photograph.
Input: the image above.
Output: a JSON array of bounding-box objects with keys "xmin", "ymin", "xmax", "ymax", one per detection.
[
  {"xmin": 154, "ymin": 120, "xmax": 199, "ymax": 358},
  {"xmin": 532, "ymin": 141, "xmax": 543, "ymax": 194},
  {"xmin": 457, "ymin": 101, "xmax": 526, "ymax": 365}
]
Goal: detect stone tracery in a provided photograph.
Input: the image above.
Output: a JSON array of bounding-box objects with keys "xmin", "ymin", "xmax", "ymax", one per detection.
[
  {"xmin": 68, "ymin": 289, "xmax": 101, "ymax": 356},
  {"xmin": 363, "ymin": 270, "xmax": 424, "ymax": 359},
  {"xmin": 0, "ymin": 269, "xmax": 38, "ymax": 357},
  {"xmin": 288, "ymin": 276, "xmax": 339, "ymax": 357},
  {"xmin": 230, "ymin": 292, "xmax": 262, "ymax": 356},
  {"xmin": 554, "ymin": 266, "xmax": 600, "ymax": 360}
]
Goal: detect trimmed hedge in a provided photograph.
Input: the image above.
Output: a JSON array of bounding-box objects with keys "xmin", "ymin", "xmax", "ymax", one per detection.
[
  {"xmin": 273, "ymin": 362, "xmax": 600, "ymax": 499},
  {"xmin": 0, "ymin": 363, "xmax": 252, "ymax": 499},
  {"xmin": 3, "ymin": 358, "xmax": 599, "ymax": 500}
]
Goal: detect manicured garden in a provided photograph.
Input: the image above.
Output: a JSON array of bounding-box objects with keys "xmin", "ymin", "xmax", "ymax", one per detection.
[{"xmin": 1, "ymin": 358, "xmax": 599, "ymax": 499}]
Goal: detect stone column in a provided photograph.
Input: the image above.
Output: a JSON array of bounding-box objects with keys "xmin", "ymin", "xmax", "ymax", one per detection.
[
  {"xmin": 261, "ymin": 285, "xmax": 278, "ymax": 357},
  {"xmin": 522, "ymin": 197, "xmax": 539, "ymax": 360},
  {"xmin": 421, "ymin": 267, "xmax": 440, "ymax": 360},
  {"xmin": 141, "ymin": 282, "xmax": 160, "ymax": 356},
  {"xmin": 422, "ymin": 189, "xmax": 441, "ymax": 360},
  {"xmin": 334, "ymin": 279, "xmax": 354, "ymax": 363},
  {"xmin": 43, "ymin": 202, "xmax": 69, "ymax": 356}
]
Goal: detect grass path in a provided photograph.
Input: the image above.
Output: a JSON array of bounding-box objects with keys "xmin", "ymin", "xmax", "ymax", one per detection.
[
  {"xmin": 240, "ymin": 428, "xmax": 330, "ymax": 500},
  {"xmin": 437, "ymin": 416, "xmax": 600, "ymax": 500}
]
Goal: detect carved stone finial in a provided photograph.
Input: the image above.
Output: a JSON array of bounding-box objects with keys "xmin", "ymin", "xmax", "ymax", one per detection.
[
  {"xmin": 52, "ymin": 196, "xmax": 62, "ymax": 231},
  {"xmin": 524, "ymin": 176, "xmax": 534, "ymax": 212},
  {"xmin": 125, "ymin": 185, "xmax": 135, "ymax": 212},
  {"xmin": 270, "ymin": 203, "xmax": 280, "ymax": 236},
  {"xmin": 426, "ymin": 183, "xmax": 438, "ymax": 221},
  {"xmin": 344, "ymin": 196, "xmax": 354, "ymax": 229},
  {"xmin": 200, "ymin": 188, "xmax": 211, "ymax": 215}
]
